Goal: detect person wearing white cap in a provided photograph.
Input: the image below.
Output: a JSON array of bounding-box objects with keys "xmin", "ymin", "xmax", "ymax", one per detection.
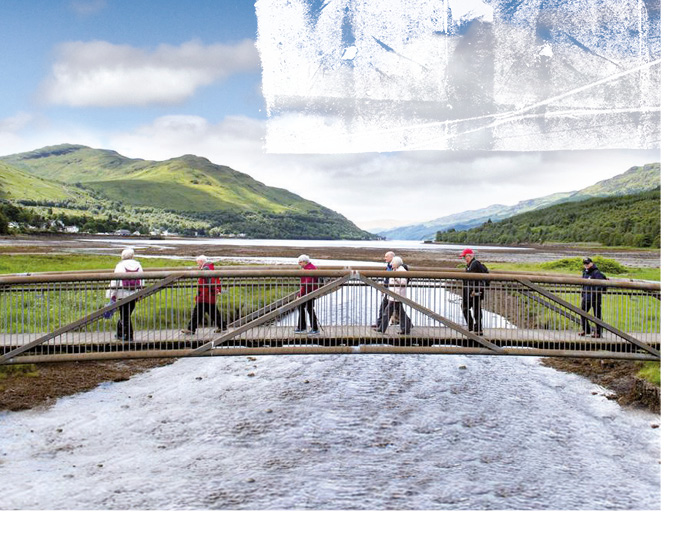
[
  {"xmin": 377, "ymin": 256, "xmax": 412, "ymax": 335},
  {"xmin": 181, "ymin": 255, "xmax": 225, "ymax": 335},
  {"xmin": 295, "ymin": 254, "xmax": 320, "ymax": 335},
  {"xmin": 105, "ymin": 248, "xmax": 144, "ymax": 342},
  {"xmin": 372, "ymin": 251, "xmax": 395, "ymax": 330}
]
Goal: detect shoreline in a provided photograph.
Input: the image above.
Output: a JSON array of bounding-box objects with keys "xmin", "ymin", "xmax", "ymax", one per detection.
[{"xmin": 0, "ymin": 234, "xmax": 661, "ymax": 268}]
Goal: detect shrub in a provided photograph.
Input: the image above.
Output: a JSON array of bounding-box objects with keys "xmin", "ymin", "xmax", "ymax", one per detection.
[{"xmin": 540, "ymin": 255, "xmax": 628, "ymax": 275}]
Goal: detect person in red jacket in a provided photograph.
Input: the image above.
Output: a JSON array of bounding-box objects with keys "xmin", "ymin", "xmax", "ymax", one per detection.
[
  {"xmin": 181, "ymin": 255, "xmax": 226, "ymax": 334},
  {"xmin": 295, "ymin": 254, "xmax": 320, "ymax": 335}
]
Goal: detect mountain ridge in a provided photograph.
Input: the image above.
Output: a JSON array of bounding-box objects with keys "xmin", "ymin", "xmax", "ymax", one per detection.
[
  {"xmin": 436, "ymin": 187, "xmax": 661, "ymax": 248},
  {"xmin": 0, "ymin": 144, "xmax": 373, "ymax": 239},
  {"xmin": 379, "ymin": 163, "xmax": 661, "ymax": 240}
]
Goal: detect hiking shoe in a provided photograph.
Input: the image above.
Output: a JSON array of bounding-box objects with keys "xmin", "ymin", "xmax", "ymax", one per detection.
[
  {"xmin": 214, "ymin": 327, "xmax": 226, "ymax": 333},
  {"xmin": 293, "ymin": 328, "xmax": 306, "ymax": 333},
  {"xmin": 181, "ymin": 329, "xmax": 195, "ymax": 335},
  {"xmin": 590, "ymin": 332, "xmax": 602, "ymax": 338},
  {"xmin": 308, "ymin": 329, "xmax": 320, "ymax": 335}
]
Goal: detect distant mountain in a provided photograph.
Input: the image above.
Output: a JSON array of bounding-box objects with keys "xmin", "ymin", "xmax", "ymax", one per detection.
[
  {"xmin": 0, "ymin": 144, "xmax": 373, "ymax": 239},
  {"xmin": 436, "ymin": 188, "xmax": 661, "ymax": 248},
  {"xmin": 379, "ymin": 163, "xmax": 661, "ymax": 240}
]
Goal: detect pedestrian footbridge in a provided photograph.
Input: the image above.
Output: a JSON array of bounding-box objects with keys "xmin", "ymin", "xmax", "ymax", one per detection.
[{"xmin": 0, "ymin": 267, "xmax": 661, "ymax": 365}]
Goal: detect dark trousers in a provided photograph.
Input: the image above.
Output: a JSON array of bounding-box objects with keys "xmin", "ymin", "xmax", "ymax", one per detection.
[
  {"xmin": 462, "ymin": 292, "xmax": 484, "ymax": 333},
  {"xmin": 116, "ymin": 300, "xmax": 137, "ymax": 340},
  {"xmin": 298, "ymin": 299, "xmax": 319, "ymax": 330},
  {"xmin": 581, "ymin": 295, "xmax": 603, "ymax": 335},
  {"xmin": 379, "ymin": 301, "xmax": 412, "ymax": 334},
  {"xmin": 188, "ymin": 302, "xmax": 225, "ymax": 332},
  {"xmin": 375, "ymin": 295, "xmax": 391, "ymax": 327}
]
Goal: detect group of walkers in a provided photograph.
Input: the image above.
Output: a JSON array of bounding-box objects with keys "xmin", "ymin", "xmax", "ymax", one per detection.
[
  {"xmin": 106, "ymin": 249, "xmax": 227, "ymax": 342},
  {"xmin": 106, "ymin": 247, "xmax": 609, "ymax": 341},
  {"xmin": 260, "ymin": 248, "xmax": 494, "ymax": 337},
  {"xmin": 292, "ymin": 250, "xmax": 608, "ymax": 339}
]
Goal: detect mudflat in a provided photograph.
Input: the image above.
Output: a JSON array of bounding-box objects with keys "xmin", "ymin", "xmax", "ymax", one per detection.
[{"xmin": 0, "ymin": 234, "xmax": 662, "ymax": 268}]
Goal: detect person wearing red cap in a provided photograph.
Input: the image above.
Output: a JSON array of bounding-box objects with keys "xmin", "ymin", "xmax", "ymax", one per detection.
[{"xmin": 460, "ymin": 248, "xmax": 489, "ymax": 335}]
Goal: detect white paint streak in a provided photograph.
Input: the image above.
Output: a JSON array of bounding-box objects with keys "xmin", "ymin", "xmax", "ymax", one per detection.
[{"xmin": 256, "ymin": 0, "xmax": 660, "ymax": 153}]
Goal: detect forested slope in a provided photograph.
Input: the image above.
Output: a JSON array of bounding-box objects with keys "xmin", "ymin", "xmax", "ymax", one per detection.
[{"xmin": 436, "ymin": 188, "xmax": 660, "ymax": 248}]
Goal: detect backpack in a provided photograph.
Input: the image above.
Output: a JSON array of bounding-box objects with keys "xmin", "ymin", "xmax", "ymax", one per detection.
[
  {"xmin": 480, "ymin": 263, "xmax": 490, "ymax": 287},
  {"xmin": 121, "ymin": 266, "xmax": 142, "ymax": 289}
]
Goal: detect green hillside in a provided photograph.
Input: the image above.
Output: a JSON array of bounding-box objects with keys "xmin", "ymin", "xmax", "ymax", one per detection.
[
  {"xmin": 575, "ymin": 163, "xmax": 660, "ymax": 197},
  {"xmin": 0, "ymin": 160, "xmax": 93, "ymax": 203},
  {"xmin": 436, "ymin": 188, "xmax": 661, "ymax": 248},
  {"xmin": 382, "ymin": 162, "xmax": 660, "ymax": 240},
  {"xmin": 0, "ymin": 145, "xmax": 372, "ymax": 239}
]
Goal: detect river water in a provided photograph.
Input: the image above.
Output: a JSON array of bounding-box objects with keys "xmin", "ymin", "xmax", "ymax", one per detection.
[{"xmin": 0, "ymin": 282, "xmax": 660, "ymax": 510}]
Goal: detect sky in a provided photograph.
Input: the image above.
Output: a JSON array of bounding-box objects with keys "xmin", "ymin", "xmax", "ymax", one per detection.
[{"xmin": 0, "ymin": 0, "xmax": 664, "ymax": 231}]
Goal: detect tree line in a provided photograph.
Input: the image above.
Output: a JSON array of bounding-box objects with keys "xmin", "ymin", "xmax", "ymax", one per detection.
[{"xmin": 436, "ymin": 188, "xmax": 660, "ymax": 248}]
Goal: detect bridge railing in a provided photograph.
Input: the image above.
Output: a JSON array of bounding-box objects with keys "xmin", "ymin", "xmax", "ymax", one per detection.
[{"xmin": 0, "ymin": 268, "xmax": 661, "ymax": 364}]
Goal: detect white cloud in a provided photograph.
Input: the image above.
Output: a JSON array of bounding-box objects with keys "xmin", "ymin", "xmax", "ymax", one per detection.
[
  {"xmin": 40, "ymin": 39, "xmax": 260, "ymax": 107},
  {"xmin": 0, "ymin": 112, "xmax": 33, "ymax": 132},
  {"xmin": 69, "ymin": 0, "xmax": 107, "ymax": 16},
  {"xmin": 106, "ymin": 114, "xmax": 659, "ymax": 229},
  {"xmin": 1, "ymin": 111, "xmax": 659, "ymax": 230}
]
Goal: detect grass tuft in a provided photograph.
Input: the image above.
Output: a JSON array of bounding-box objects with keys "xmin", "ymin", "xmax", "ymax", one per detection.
[
  {"xmin": 637, "ymin": 362, "xmax": 661, "ymax": 386},
  {"xmin": 0, "ymin": 364, "xmax": 39, "ymax": 379}
]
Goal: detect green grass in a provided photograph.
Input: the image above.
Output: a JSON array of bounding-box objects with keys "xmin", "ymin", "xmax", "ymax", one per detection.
[
  {"xmin": 1, "ymin": 253, "xmax": 292, "ymax": 335},
  {"xmin": 0, "ymin": 281, "xmax": 294, "ymax": 334},
  {"xmin": 86, "ymin": 180, "xmax": 236, "ymax": 213},
  {"xmin": 637, "ymin": 362, "xmax": 661, "ymax": 386},
  {"xmin": 0, "ymin": 161, "xmax": 88, "ymax": 202},
  {"xmin": 0, "ymin": 363, "xmax": 39, "ymax": 379},
  {"xmin": 0, "ymin": 254, "xmax": 192, "ymax": 274},
  {"xmin": 487, "ymin": 258, "xmax": 660, "ymax": 281},
  {"xmin": 514, "ymin": 290, "xmax": 661, "ymax": 336}
]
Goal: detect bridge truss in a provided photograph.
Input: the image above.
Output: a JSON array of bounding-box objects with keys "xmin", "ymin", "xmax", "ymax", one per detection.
[{"xmin": 0, "ymin": 267, "xmax": 661, "ymax": 365}]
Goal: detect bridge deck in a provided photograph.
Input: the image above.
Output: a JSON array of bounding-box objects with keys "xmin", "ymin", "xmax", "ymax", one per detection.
[{"xmin": 1, "ymin": 326, "xmax": 661, "ymax": 355}]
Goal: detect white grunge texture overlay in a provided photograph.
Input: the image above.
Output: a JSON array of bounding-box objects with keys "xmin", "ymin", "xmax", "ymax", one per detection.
[{"xmin": 256, "ymin": 0, "xmax": 660, "ymax": 153}]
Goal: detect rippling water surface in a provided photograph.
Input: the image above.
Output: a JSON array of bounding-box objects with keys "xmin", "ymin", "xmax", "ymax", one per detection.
[{"xmin": 0, "ymin": 351, "xmax": 660, "ymax": 510}]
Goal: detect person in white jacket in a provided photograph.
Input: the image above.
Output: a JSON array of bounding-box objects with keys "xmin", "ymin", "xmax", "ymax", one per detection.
[
  {"xmin": 377, "ymin": 256, "xmax": 412, "ymax": 335},
  {"xmin": 106, "ymin": 248, "xmax": 144, "ymax": 341}
]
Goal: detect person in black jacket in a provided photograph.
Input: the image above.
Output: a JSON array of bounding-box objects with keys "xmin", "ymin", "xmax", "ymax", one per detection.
[
  {"xmin": 579, "ymin": 257, "xmax": 608, "ymax": 338},
  {"xmin": 460, "ymin": 248, "xmax": 488, "ymax": 335}
]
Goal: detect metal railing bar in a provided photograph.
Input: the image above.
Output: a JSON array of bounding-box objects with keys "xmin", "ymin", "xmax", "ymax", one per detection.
[
  {"xmin": 1, "ymin": 273, "xmax": 186, "ymax": 364},
  {"xmin": 517, "ymin": 278, "xmax": 660, "ymax": 358},
  {"xmin": 188, "ymin": 274, "xmax": 353, "ymax": 356},
  {"xmin": 0, "ymin": 269, "xmax": 662, "ymax": 292},
  {"xmin": 6, "ymin": 345, "xmax": 661, "ymax": 364},
  {"xmin": 358, "ymin": 273, "xmax": 504, "ymax": 354}
]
